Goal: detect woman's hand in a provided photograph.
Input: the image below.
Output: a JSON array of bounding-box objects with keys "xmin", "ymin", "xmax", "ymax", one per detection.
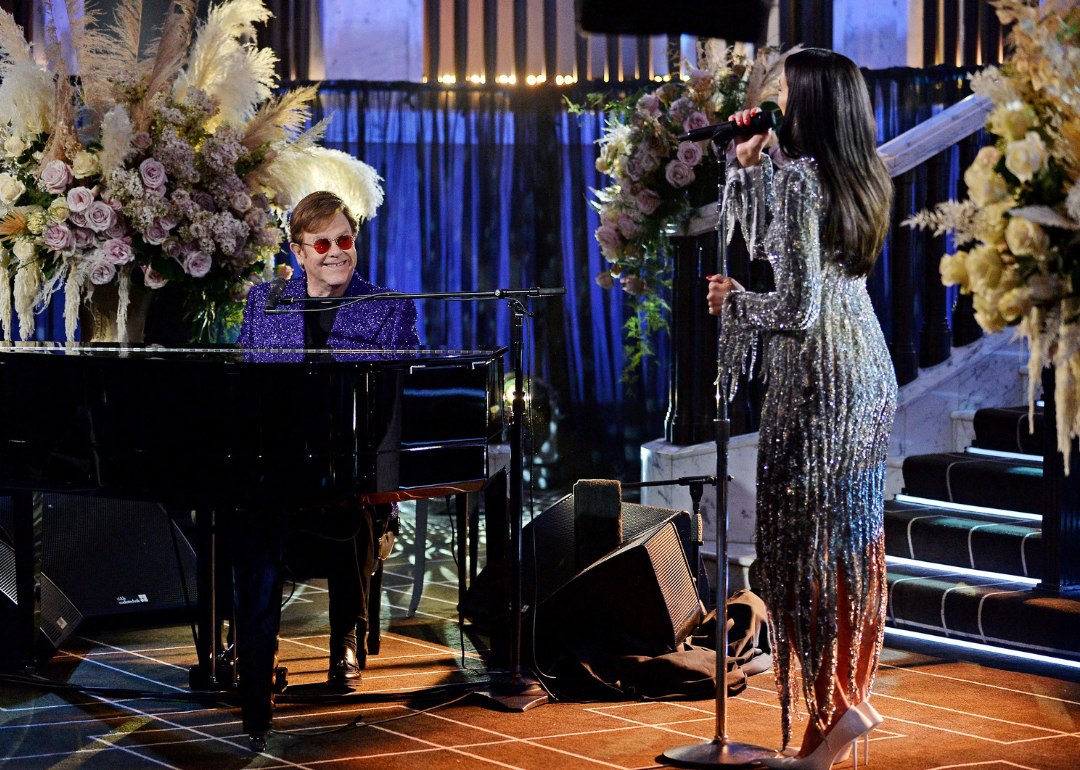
[
  {"xmin": 730, "ymin": 107, "xmax": 768, "ymax": 168},
  {"xmin": 707, "ymin": 275, "xmax": 744, "ymax": 316}
]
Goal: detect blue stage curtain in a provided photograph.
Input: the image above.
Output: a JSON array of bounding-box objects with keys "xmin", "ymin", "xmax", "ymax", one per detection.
[{"xmin": 20, "ymin": 67, "xmax": 978, "ymax": 478}]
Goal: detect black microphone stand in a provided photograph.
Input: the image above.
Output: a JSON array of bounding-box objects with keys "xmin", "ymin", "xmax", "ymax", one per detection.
[
  {"xmin": 266, "ymin": 285, "xmax": 562, "ymax": 711},
  {"xmin": 661, "ymin": 170, "xmax": 774, "ymax": 768}
]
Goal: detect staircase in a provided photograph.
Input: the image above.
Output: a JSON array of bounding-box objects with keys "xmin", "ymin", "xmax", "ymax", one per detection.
[{"xmin": 883, "ymin": 402, "xmax": 1080, "ymax": 662}]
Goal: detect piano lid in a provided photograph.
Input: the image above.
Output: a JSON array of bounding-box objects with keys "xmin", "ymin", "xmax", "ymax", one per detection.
[{"xmin": 0, "ymin": 342, "xmax": 507, "ymax": 365}]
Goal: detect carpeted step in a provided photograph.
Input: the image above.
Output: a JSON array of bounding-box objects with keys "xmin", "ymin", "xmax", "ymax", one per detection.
[
  {"xmin": 901, "ymin": 452, "xmax": 1042, "ymax": 514},
  {"xmin": 886, "ymin": 560, "xmax": 1080, "ymax": 661},
  {"xmin": 973, "ymin": 406, "xmax": 1044, "ymax": 454},
  {"xmin": 884, "ymin": 499, "xmax": 1042, "ymax": 579}
]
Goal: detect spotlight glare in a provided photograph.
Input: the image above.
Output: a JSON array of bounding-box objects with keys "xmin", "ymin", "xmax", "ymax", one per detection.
[{"xmin": 526, "ymin": 74, "xmax": 537, "ymax": 85}]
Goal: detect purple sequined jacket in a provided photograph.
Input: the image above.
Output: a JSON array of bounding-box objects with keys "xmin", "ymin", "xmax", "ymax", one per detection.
[{"xmin": 238, "ymin": 271, "xmax": 420, "ymax": 350}]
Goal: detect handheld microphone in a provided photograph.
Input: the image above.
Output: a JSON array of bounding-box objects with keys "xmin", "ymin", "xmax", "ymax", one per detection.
[
  {"xmin": 264, "ymin": 277, "xmax": 287, "ymax": 314},
  {"xmin": 678, "ymin": 108, "xmax": 782, "ymax": 144}
]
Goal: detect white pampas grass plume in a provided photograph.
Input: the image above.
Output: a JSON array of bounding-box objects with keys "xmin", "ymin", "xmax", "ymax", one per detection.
[
  {"xmin": 13, "ymin": 250, "xmax": 43, "ymax": 341},
  {"xmin": 174, "ymin": 0, "xmax": 276, "ymax": 127},
  {"xmin": 744, "ymin": 44, "xmax": 803, "ymax": 110},
  {"xmin": 263, "ymin": 146, "xmax": 384, "ymax": 221},
  {"xmin": 116, "ymin": 265, "xmax": 130, "ymax": 344},
  {"xmin": 0, "ymin": 60, "xmax": 55, "ymax": 138},
  {"xmin": 0, "ymin": 248, "xmax": 11, "ymax": 342},
  {"xmin": 133, "ymin": 0, "xmax": 197, "ymax": 131},
  {"xmin": 63, "ymin": 260, "xmax": 82, "ymax": 342},
  {"xmin": 0, "ymin": 8, "xmax": 33, "ymax": 71},
  {"xmin": 98, "ymin": 104, "xmax": 137, "ymax": 178}
]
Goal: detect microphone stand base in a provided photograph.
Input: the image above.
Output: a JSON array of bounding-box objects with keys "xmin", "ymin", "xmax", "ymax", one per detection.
[
  {"xmin": 472, "ymin": 672, "xmax": 549, "ymax": 712},
  {"xmin": 662, "ymin": 738, "xmax": 774, "ymax": 768}
]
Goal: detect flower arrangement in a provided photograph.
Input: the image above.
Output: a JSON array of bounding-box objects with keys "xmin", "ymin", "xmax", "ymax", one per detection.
[
  {"xmin": 907, "ymin": 0, "xmax": 1080, "ymax": 462},
  {"xmin": 579, "ymin": 42, "xmax": 797, "ymax": 374},
  {"xmin": 0, "ymin": 0, "xmax": 383, "ymax": 343}
]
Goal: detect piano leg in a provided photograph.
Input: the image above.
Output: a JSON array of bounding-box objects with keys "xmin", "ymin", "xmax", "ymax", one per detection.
[
  {"xmin": 190, "ymin": 508, "xmax": 218, "ymax": 690},
  {"xmin": 229, "ymin": 507, "xmax": 284, "ymax": 748},
  {"xmin": 11, "ymin": 490, "xmax": 40, "ymax": 673}
]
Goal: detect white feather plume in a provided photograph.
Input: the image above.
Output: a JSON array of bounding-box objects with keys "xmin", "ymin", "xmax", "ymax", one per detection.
[
  {"xmin": 173, "ymin": 0, "xmax": 277, "ymax": 126},
  {"xmin": 98, "ymin": 104, "xmax": 137, "ymax": 178},
  {"xmin": 261, "ymin": 145, "xmax": 384, "ymax": 222}
]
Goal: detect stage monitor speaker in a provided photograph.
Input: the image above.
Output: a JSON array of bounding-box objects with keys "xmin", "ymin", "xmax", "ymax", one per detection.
[
  {"xmin": 0, "ymin": 539, "xmax": 83, "ymax": 665},
  {"xmin": 576, "ymin": 0, "xmax": 773, "ymax": 43},
  {"xmin": 539, "ymin": 515, "xmax": 705, "ymax": 657},
  {"xmin": 461, "ymin": 492, "xmax": 704, "ymax": 626},
  {"xmin": 0, "ymin": 495, "xmax": 197, "ymax": 619}
]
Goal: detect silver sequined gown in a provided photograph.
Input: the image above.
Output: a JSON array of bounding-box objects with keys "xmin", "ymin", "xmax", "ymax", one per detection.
[{"xmin": 717, "ymin": 154, "xmax": 898, "ymax": 746}]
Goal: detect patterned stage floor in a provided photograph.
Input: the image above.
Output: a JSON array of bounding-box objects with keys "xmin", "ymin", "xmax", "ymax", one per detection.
[{"xmin": 2, "ymin": 504, "xmax": 1079, "ymax": 769}]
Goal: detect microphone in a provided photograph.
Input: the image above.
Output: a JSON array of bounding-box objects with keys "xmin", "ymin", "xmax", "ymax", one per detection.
[
  {"xmin": 264, "ymin": 277, "xmax": 286, "ymax": 314},
  {"xmin": 678, "ymin": 108, "xmax": 782, "ymax": 144}
]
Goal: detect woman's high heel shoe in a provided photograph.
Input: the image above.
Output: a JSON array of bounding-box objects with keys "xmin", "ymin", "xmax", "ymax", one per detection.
[
  {"xmin": 854, "ymin": 700, "xmax": 883, "ymax": 766},
  {"xmin": 762, "ymin": 706, "xmax": 874, "ymax": 769}
]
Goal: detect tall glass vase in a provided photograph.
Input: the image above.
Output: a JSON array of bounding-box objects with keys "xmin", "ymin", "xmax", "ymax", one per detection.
[{"xmin": 78, "ymin": 281, "xmax": 152, "ymax": 343}]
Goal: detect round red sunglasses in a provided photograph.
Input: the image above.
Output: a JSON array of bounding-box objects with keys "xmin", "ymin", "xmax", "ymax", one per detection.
[{"xmin": 298, "ymin": 234, "xmax": 354, "ymax": 254}]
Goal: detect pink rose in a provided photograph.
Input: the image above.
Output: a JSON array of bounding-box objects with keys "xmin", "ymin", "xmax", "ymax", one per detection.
[
  {"xmin": 103, "ymin": 236, "xmax": 134, "ymax": 265},
  {"xmin": 620, "ymin": 275, "xmax": 647, "ymax": 295},
  {"xmin": 40, "ymin": 160, "xmax": 73, "ymax": 194},
  {"xmin": 617, "ymin": 212, "xmax": 643, "ymax": 239},
  {"xmin": 637, "ymin": 150, "xmax": 660, "ymax": 173},
  {"xmin": 677, "ymin": 140, "xmax": 704, "ymax": 166},
  {"xmin": 665, "ymin": 159, "xmax": 695, "ymax": 188},
  {"xmin": 85, "ymin": 201, "xmax": 116, "ymax": 232},
  {"xmin": 105, "ymin": 220, "xmax": 128, "ymax": 239},
  {"xmin": 73, "ymin": 227, "xmax": 95, "ymax": 249},
  {"xmin": 637, "ymin": 93, "xmax": 662, "ymax": 119},
  {"xmin": 180, "ymin": 239, "xmax": 200, "ymax": 255},
  {"xmin": 596, "ymin": 224, "xmax": 622, "ymax": 250},
  {"xmin": 688, "ymin": 68, "xmax": 713, "ymax": 92},
  {"xmin": 142, "ymin": 222, "xmax": 168, "ymax": 245},
  {"xmin": 183, "ymin": 251, "xmax": 212, "ymax": 278},
  {"xmin": 106, "ymin": 198, "xmax": 123, "ymax": 212},
  {"xmin": 158, "ymin": 215, "xmax": 178, "ymax": 230},
  {"xmin": 668, "ymin": 97, "xmax": 694, "ymax": 124},
  {"xmin": 595, "ymin": 271, "xmax": 615, "ymax": 290},
  {"xmin": 69, "ymin": 211, "xmax": 88, "ymax": 227},
  {"xmin": 625, "ymin": 156, "xmax": 644, "ymax": 182},
  {"xmin": 142, "ymin": 265, "xmax": 168, "ymax": 289},
  {"xmin": 194, "ymin": 192, "xmax": 216, "ymax": 212},
  {"xmin": 66, "ymin": 186, "xmax": 95, "ymax": 213},
  {"xmin": 251, "ymin": 193, "xmax": 270, "ymax": 210},
  {"xmin": 139, "ymin": 157, "xmax": 168, "ymax": 189},
  {"xmin": 683, "ymin": 112, "xmax": 709, "ymax": 132},
  {"xmin": 231, "ymin": 191, "xmax": 253, "ymax": 213},
  {"xmin": 163, "ymin": 239, "xmax": 182, "ymax": 260},
  {"xmin": 89, "ymin": 258, "xmax": 117, "ymax": 285},
  {"xmin": 133, "ymin": 132, "xmax": 152, "ymax": 150},
  {"xmin": 43, "ymin": 222, "xmax": 73, "ymax": 251},
  {"xmin": 635, "ymin": 189, "xmax": 662, "ymax": 215}
]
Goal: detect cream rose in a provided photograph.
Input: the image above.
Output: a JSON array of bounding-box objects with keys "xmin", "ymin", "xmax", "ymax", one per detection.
[
  {"xmin": 0, "ymin": 173, "xmax": 27, "ymax": 206},
  {"xmin": 12, "ymin": 238, "xmax": 34, "ymax": 261},
  {"xmin": 1004, "ymin": 131, "xmax": 1047, "ymax": 183},
  {"xmin": 990, "ymin": 103, "xmax": 1037, "ymax": 142},
  {"xmin": 964, "ymin": 162, "xmax": 1009, "ymax": 206},
  {"xmin": 71, "ymin": 150, "xmax": 100, "ymax": 179},
  {"xmin": 3, "ymin": 135, "xmax": 27, "ymax": 158},
  {"xmin": 998, "ymin": 287, "xmax": 1033, "ymax": 322},
  {"xmin": 965, "ymin": 245, "xmax": 1004, "ymax": 293},
  {"xmin": 47, "ymin": 197, "xmax": 70, "ymax": 222},
  {"xmin": 973, "ymin": 199, "xmax": 1017, "ymax": 245},
  {"xmin": 26, "ymin": 210, "xmax": 46, "ymax": 235},
  {"xmin": 975, "ymin": 145, "xmax": 1002, "ymax": 168},
  {"xmin": 1004, "ymin": 216, "xmax": 1050, "ymax": 257},
  {"xmin": 972, "ymin": 292, "xmax": 1006, "ymax": 334},
  {"xmin": 940, "ymin": 252, "xmax": 969, "ymax": 289}
]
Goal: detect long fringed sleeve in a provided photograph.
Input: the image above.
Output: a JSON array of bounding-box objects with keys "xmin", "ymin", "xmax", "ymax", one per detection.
[{"xmin": 717, "ymin": 159, "xmax": 824, "ymax": 402}]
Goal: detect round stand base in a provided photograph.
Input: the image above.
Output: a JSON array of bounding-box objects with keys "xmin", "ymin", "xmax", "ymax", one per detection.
[{"xmin": 663, "ymin": 738, "xmax": 774, "ymax": 768}]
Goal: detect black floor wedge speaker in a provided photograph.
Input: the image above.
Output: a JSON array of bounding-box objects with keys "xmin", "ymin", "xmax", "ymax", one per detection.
[
  {"xmin": 0, "ymin": 539, "xmax": 83, "ymax": 665},
  {"xmin": 0, "ymin": 495, "xmax": 197, "ymax": 619},
  {"xmin": 539, "ymin": 515, "xmax": 705, "ymax": 657}
]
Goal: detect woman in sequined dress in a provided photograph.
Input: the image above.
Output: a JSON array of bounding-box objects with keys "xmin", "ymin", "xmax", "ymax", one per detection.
[{"xmin": 707, "ymin": 50, "xmax": 898, "ymax": 767}]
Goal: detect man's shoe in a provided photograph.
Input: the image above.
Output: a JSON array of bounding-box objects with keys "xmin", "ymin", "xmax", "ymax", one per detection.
[{"xmin": 327, "ymin": 642, "xmax": 362, "ymax": 685}]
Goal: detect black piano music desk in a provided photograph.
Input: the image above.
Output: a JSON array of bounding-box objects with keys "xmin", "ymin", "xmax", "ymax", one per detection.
[{"xmin": 0, "ymin": 343, "xmax": 503, "ymax": 742}]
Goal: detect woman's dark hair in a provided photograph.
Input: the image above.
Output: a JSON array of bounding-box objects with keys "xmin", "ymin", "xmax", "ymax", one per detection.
[{"xmin": 776, "ymin": 48, "xmax": 892, "ymax": 277}]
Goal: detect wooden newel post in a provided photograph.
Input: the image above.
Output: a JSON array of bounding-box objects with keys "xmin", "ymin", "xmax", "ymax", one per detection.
[{"xmin": 1039, "ymin": 366, "xmax": 1080, "ymax": 596}]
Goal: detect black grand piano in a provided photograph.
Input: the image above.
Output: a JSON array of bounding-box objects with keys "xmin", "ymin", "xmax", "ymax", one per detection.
[{"xmin": 0, "ymin": 342, "xmax": 504, "ymax": 745}]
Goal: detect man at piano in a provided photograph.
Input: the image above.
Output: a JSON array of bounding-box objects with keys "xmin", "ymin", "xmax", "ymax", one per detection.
[{"xmin": 239, "ymin": 190, "xmax": 420, "ymax": 685}]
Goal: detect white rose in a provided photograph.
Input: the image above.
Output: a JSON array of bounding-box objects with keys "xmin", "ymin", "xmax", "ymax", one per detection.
[
  {"xmin": 71, "ymin": 150, "xmax": 100, "ymax": 179},
  {"xmin": 974, "ymin": 145, "xmax": 1002, "ymax": 168},
  {"xmin": 12, "ymin": 238, "xmax": 34, "ymax": 261},
  {"xmin": 939, "ymin": 252, "xmax": 969, "ymax": 289},
  {"xmin": 1004, "ymin": 131, "xmax": 1047, "ymax": 183},
  {"xmin": 48, "ymin": 197, "xmax": 70, "ymax": 222},
  {"xmin": 965, "ymin": 245, "xmax": 1004, "ymax": 293},
  {"xmin": 3, "ymin": 135, "xmax": 27, "ymax": 158},
  {"xmin": 1004, "ymin": 216, "xmax": 1050, "ymax": 257},
  {"xmin": 990, "ymin": 103, "xmax": 1037, "ymax": 142},
  {"xmin": 963, "ymin": 163, "xmax": 1008, "ymax": 206},
  {"xmin": 0, "ymin": 173, "xmax": 26, "ymax": 206}
]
